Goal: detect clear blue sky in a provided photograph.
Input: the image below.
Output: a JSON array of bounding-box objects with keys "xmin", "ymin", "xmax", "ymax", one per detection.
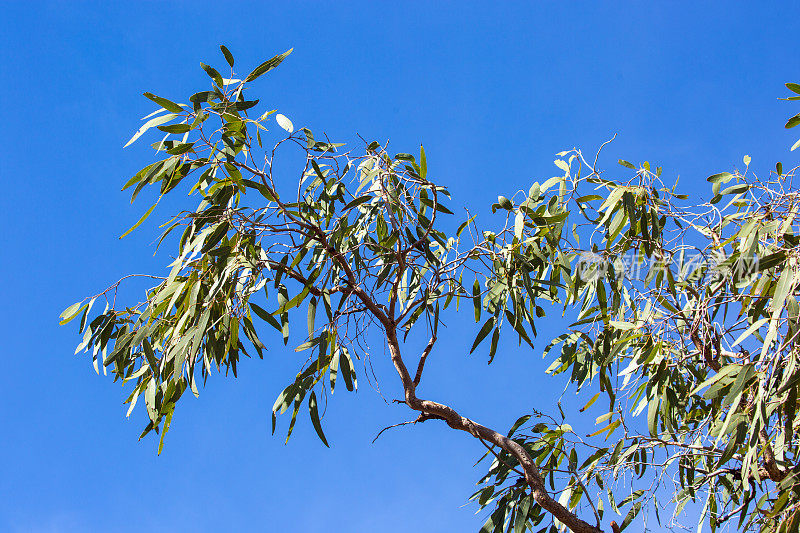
[{"xmin": 2, "ymin": 1, "xmax": 799, "ymax": 532}]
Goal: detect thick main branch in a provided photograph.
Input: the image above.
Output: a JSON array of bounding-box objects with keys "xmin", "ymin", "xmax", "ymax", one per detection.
[{"xmin": 382, "ymin": 324, "xmax": 604, "ymax": 533}]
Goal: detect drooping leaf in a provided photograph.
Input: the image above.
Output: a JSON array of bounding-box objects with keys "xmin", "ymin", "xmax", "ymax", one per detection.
[
  {"xmin": 308, "ymin": 392, "xmax": 329, "ymax": 447},
  {"xmin": 119, "ymin": 199, "xmax": 160, "ymax": 239},
  {"xmin": 470, "ymin": 317, "xmax": 495, "ymax": 354}
]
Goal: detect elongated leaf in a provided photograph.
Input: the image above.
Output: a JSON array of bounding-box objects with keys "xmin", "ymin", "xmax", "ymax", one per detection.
[
  {"xmin": 124, "ymin": 113, "xmax": 178, "ymax": 148},
  {"xmin": 720, "ymin": 183, "xmax": 749, "ymax": 196},
  {"xmin": 143, "ymin": 92, "xmax": 183, "ymax": 114},
  {"xmin": 514, "ymin": 211, "xmax": 524, "ymax": 239},
  {"xmin": 340, "ymin": 349, "xmax": 355, "ymax": 391},
  {"xmin": 420, "ymin": 144, "xmax": 427, "ymax": 179},
  {"xmin": 731, "ymin": 318, "xmax": 769, "ymax": 347},
  {"xmin": 158, "ymin": 124, "xmax": 191, "ymax": 134},
  {"xmin": 250, "ymin": 302, "xmax": 283, "ymax": 333},
  {"xmin": 308, "ymin": 392, "xmax": 329, "ymax": 447},
  {"xmin": 59, "ymin": 302, "xmax": 85, "ymax": 325},
  {"xmin": 343, "ymin": 195, "xmax": 372, "ymax": 211},
  {"xmin": 772, "ymin": 266, "xmax": 796, "ymax": 313},
  {"xmin": 120, "ymin": 200, "xmax": 159, "ymax": 239},
  {"xmin": 244, "ymin": 48, "xmax": 293, "ymax": 82},
  {"xmin": 307, "ymin": 298, "xmax": 316, "ymax": 337},
  {"xmin": 473, "ymin": 279, "xmax": 481, "ymax": 322},
  {"xmin": 220, "ymin": 45, "xmax": 234, "ymax": 67},
  {"xmin": 200, "ymin": 62, "xmax": 223, "ymax": 87},
  {"xmin": 707, "ymin": 172, "xmax": 733, "ymax": 183},
  {"xmin": 470, "ymin": 317, "xmax": 495, "ymax": 354},
  {"xmin": 157, "ymin": 405, "xmax": 174, "ymax": 455},
  {"xmin": 619, "ymin": 502, "xmax": 642, "ymax": 530}
]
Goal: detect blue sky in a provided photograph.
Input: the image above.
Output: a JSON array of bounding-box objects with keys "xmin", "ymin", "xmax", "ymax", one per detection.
[{"xmin": 1, "ymin": 1, "xmax": 799, "ymax": 532}]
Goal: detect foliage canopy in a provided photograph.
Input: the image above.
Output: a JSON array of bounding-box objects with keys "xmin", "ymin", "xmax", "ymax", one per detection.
[{"xmin": 62, "ymin": 47, "xmax": 800, "ymax": 533}]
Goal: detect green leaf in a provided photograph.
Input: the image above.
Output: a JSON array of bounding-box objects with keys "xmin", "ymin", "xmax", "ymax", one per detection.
[
  {"xmin": 456, "ymin": 216, "xmax": 475, "ymax": 238},
  {"xmin": 757, "ymin": 251, "xmax": 786, "ymax": 271},
  {"xmin": 575, "ymin": 194, "xmax": 604, "ymax": 203},
  {"xmin": 243, "ymin": 48, "xmax": 293, "ymax": 83},
  {"xmin": 731, "ymin": 318, "xmax": 769, "ymax": 347},
  {"xmin": 787, "ymin": 83, "xmax": 800, "ymax": 95},
  {"xmin": 124, "ymin": 113, "xmax": 179, "ymax": 148},
  {"xmin": 618, "ymin": 159, "xmax": 636, "ymax": 169},
  {"xmin": 786, "ymin": 113, "xmax": 800, "ymax": 129},
  {"xmin": 200, "ymin": 62, "xmax": 223, "ymax": 87},
  {"xmin": 157, "ymin": 404, "xmax": 174, "ymax": 455},
  {"xmin": 473, "ymin": 279, "xmax": 481, "ymax": 322},
  {"xmin": 163, "ymin": 142, "xmax": 194, "ymax": 155},
  {"xmin": 580, "ymin": 392, "xmax": 601, "ymax": 413},
  {"xmin": 340, "ymin": 348, "xmax": 356, "ymax": 391},
  {"xmin": 119, "ymin": 199, "xmax": 159, "ymax": 239},
  {"xmin": 308, "ymin": 391, "xmax": 329, "ymax": 447},
  {"xmin": 497, "ymin": 196, "xmax": 513, "ymax": 210},
  {"xmin": 514, "ymin": 496, "xmax": 531, "ymax": 533},
  {"xmin": 201, "ymin": 222, "xmax": 229, "ymax": 253},
  {"xmin": 220, "ymin": 45, "xmax": 234, "ymax": 67},
  {"xmin": 514, "ymin": 211, "xmax": 524, "ymax": 239},
  {"xmin": 250, "ymin": 302, "xmax": 283, "ymax": 333},
  {"xmin": 157, "ymin": 123, "xmax": 191, "ymax": 134},
  {"xmin": 343, "ymin": 195, "xmax": 372, "ymax": 211},
  {"xmin": 419, "ymin": 196, "xmax": 454, "ymax": 214},
  {"xmin": 142, "ymin": 92, "xmax": 183, "ymax": 114},
  {"xmin": 294, "ymin": 337, "xmax": 320, "ymax": 352},
  {"xmin": 772, "ymin": 265, "xmax": 796, "ymax": 313},
  {"xmin": 420, "ymin": 144, "xmax": 427, "ymax": 179},
  {"xmin": 588, "ymin": 419, "xmax": 619, "ymax": 438},
  {"xmin": 470, "ymin": 317, "xmax": 495, "ymax": 354},
  {"xmin": 307, "ymin": 298, "xmax": 316, "ymax": 337},
  {"xmin": 59, "ymin": 301, "xmax": 84, "ymax": 324},
  {"xmin": 690, "ymin": 364, "xmax": 740, "ymax": 396},
  {"xmin": 619, "ymin": 501, "xmax": 642, "ymax": 530},
  {"xmin": 488, "ymin": 328, "xmax": 500, "ymax": 363},
  {"xmin": 618, "ymin": 489, "xmax": 645, "ymax": 509},
  {"xmin": 720, "ymin": 183, "xmax": 749, "ymax": 196},
  {"xmin": 707, "ymin": 172, "xmax": 733, "ymax": 183}
]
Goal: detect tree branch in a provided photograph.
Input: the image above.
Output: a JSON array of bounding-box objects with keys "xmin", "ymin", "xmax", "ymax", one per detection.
[
  {"xmin": 413, "ymin": 335, "xmax": 436, "ymax": 387},
  {"xmin": 381, "ymin": 324, "xmax": 604, "ymax": 533}
]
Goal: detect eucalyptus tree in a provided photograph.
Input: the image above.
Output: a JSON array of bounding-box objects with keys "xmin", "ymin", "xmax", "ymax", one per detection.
[{"xmin": 61, "ymin": 48, "xmax": 800, "ymax": 532}]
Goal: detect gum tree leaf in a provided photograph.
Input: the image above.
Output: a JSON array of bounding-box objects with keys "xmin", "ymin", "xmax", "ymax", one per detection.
[
  {"xmin": 276, "ymin": 113, "xmax": 293, "ymax": 133},
  {"xmin": 220, "ymin": 45, "xmax": 234, "ymax": 67},
  {"xmin": 120, "ymin": 199, "xmax": 160, "ymax": 239},
  {"xmin": 124, "ymin": 113, "xmax": 178, "ymax": 148},
  {"xmin": 308, "ymin": 392, "xmax": 329, "ymax": 447},
  {"xmin": 142, "ymin": 92, "xmax": 184, "ymax": 114},
  {"xmin": 243, "ymin": 48, "xmax": 293, "ymax": 82}
]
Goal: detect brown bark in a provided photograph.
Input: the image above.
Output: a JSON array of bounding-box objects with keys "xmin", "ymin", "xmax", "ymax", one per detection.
[
  {"xmin": 759, "ymin": 429, "xmax": 789, "ymax": 482},
  {"xmin": 381, "ymin": 322, "xmax": 605, "ymax": 533},
  {"xmin": 312, "ymin": 194, "xmax": 606, "ymax": 532}
]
